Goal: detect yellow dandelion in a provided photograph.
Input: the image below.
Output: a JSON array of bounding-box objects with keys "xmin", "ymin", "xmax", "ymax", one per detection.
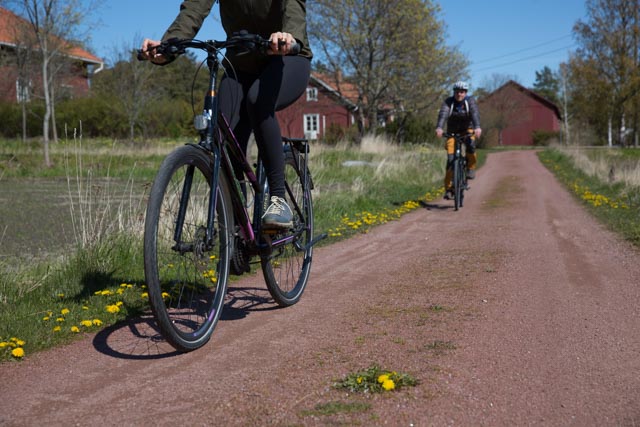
[
  {"xmin": 382, "ymin": 379, "xmax": 395, "ymax": 391},
  {"xmin": 70, "ymin": 326, "xmax": 80, "ymax": 333},
  {"xmin": 11, "ymin": 348, "xmax": 25, "ymax": 359},
  {"xmin": 105, "ymin": 304, "xmax": 120, "ymax": 314},
  {"xmin": 92, "ymin": 319, "xmax": 103, "ymax": 326},
  {"xmin": 43, "ymin": 316, "xmax": 50, "ymax": 321},
  {"xmin": 61, "ymin": 308, "xmax": 70, "ymax": 315},
  {"xmin": 53, "ymin": 326, "xmax": 61, "ymax": 332},
  {"xmin": 161, "ymin": 292, "xmax": 170, "ymax": 299},
  {"xmin": 115, "ymin": 301, "xmax": 123, "ymax": 307},
  {"xmin": 80, "ymin": 320, "xmax": 93, "ymax": 327},
  {"xmin": 356, "ymin": 376, "xmax": 363, "ymax": 384},
  {"xmin": 377, "ymin": 374, "xmax": 389, "ymax": 384},
  {"xmin": 120, "ymin": 283, "xmax": 128, "ymax": 287},
  {"xmin": 0, "ymin": 342, "xmax": 7, "ymax": 348},
  {"xmin": 141, "ymin": 292, "xmax": 149, "ymax": 299},
  {"xmin": 56, "ymin": 317, "xmax": 65, "ymax": 322},
  {"xmin": 57, "ymin": 293, "xmax": 65, "ymax": 298}
]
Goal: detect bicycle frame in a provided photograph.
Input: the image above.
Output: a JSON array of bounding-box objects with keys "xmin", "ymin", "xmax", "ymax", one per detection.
[{"xmin": 173, "ymin": 42, "xmax": 311, "ymax": 257}]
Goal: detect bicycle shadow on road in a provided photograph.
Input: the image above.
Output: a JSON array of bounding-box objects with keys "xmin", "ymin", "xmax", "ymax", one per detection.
[
  {"xmin": 92, "ymin": 285, "xmax": 279, "ymax": 359},
  {"xmin": 92, "ymin": 315, "xmax": 181, "ymax": 360},
  {"xmin": 419, "ymin": 200, "xmax": 452, "ymax": 210}
]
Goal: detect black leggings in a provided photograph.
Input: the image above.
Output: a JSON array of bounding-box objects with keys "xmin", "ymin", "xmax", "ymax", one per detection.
[{"xmin": 218, "ymin": 56, "xmax": 311, "ymax": 198}]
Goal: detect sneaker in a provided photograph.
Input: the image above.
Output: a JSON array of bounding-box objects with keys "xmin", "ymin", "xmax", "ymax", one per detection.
[
  {"xmin": 466, "ymin": 169, "xmax": 476, "ymax": 179},
  {"xmin": 444, "ymin": 189, "xmax": 454, "ymax": 200},
  {"xmin": 262, "ymin": 196, "xmax": 293, "ymax": 228}
]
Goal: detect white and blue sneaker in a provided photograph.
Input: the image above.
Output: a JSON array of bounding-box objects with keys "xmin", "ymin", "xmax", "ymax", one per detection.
[{"xmin": 262, "ymin": 196, "xmax": 293, "ymax": 229}]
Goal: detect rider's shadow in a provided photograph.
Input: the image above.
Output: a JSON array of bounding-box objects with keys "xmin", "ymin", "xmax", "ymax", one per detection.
[
  {"xmin": 419, "ymin": 200, "xmax": 451, "ymax": 210},
  {"xmin": 92, "ymin": 285, "xmax": 278, "ymax": 359}
]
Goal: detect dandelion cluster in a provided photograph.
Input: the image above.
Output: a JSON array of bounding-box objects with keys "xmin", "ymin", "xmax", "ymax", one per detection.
[
  {"xmin": 2, "ymin": 282, "xmax": 148, "ymax": 361},
  {"xmin": 327, "ymin": 194, "xmax": 436, "ymax": 238},
  {"xmin": 0, "ymin": 337, "xmax": 26, "ymax": 360},
  {"xmin": 572, "ymin": 182, "xmax": 630, "ymax": 210},
  {"xmin": 334, "ymin": 365, "xmax": 418, "ymax": 393}
]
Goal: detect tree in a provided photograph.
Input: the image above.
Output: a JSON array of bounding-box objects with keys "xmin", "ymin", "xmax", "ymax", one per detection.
[
  {"xmin": 308, "ymin": 0, "xmax": 468, "ymax": 136},
  {"xmin": 572, "ymin": 0, "xmax": 640, "ymax": 146},
  {"xmin": 532, "ymin": 66, "xmax": 560, "ymax": 105},
  {"xmin": 9, "ymin": 0, "xmax": 96, "ymax": 166}
]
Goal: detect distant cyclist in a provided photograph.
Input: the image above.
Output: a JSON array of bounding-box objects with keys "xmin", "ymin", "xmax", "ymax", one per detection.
[
  {"xmin": 435, "ymin": 81, "xmax": 482, "ymax": 200},
  {"xmin": 140, "ymin": 0, "xmax": 312, "ymax": 229}
]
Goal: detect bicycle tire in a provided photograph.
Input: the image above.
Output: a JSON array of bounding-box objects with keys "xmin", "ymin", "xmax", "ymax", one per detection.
[
  {"xmin": 261, "ymin": 149, "xmax": 314, "ymax": 306},
  {"xmin": 144, "ymin": 145, "xmax": 233, "ymax": 351},
  {"xmin": 453, "ymin": 157, "xmax": 462, "ymax": 210}
]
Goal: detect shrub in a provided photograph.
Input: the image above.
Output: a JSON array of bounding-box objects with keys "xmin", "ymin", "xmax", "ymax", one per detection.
[{"xmin": 532, "ymin": 130, "xmax": 560, "ymax": 146}]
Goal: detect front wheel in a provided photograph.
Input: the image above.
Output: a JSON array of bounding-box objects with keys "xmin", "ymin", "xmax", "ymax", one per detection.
[
  {"xmin": 143, "ymin": 145, "xmax": 233, "ymax": 352},
  {"xmin": 261, "ymin": 150, "xmax": 314, "ymax": 306},
  {"xmin": 453, "ymin": 158, "xmax": 465, "ymax": 210}
]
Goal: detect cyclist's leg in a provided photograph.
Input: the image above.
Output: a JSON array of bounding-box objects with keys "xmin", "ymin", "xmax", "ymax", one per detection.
[
  {"xmin": 218, "ymin": 73, "xmax": 253, "ymax": 176},
  {"xmin": 245, "ymin": 56, "xmax": 310, "ymax": 199},
  {"xmin": 444, "ymin": 137, "xmax": 455, "ymax": 196},
  {"xmin": 465, "ymin": 130, "xmax": 477, "ymax": 177}
]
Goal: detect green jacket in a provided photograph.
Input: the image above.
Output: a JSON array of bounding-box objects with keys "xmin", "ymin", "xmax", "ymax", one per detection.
[{"xmin": 162, "ymin": 0, "xmax": 312, "ymax": 73}]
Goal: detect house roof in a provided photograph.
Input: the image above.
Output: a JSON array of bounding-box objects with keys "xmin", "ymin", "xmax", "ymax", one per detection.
[
  {"xmin": 310, "ymin": 71, "xmax": 359, "ymax": 110},
  {"xmin": 483, "ymin": 80, "xmax": 562, "ymax": 119},
  {"xmin": 0, "ymin": 7, "xmax": 102, "ymax": 65}
]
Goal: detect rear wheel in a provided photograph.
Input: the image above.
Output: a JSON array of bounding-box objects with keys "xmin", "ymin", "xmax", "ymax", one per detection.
[
  {"xmin": 261, "ymin": 149, "xmax": 314, "ymax": 306},
  {"xmin": 143, "ymin": 145, "xmax": 233, "ymax": 351}
]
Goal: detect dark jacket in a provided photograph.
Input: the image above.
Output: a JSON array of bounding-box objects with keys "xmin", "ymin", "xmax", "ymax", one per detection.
[
  {"xmin": 436, "ymin": 95, "xmax": 481, "ymax": 134},
  {"xmin": 162, "ymin": 0, "xmax": 312, "ymax": 73}
]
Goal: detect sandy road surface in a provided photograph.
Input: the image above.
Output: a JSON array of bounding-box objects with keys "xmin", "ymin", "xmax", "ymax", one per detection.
[{"xmin": 1, "ymin": 150, "xmax": 639, "ymax": 426}]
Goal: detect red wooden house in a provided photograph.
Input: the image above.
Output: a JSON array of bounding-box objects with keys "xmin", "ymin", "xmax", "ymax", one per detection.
[
  {"xmin": 277, "ymin": 71, "xmax": 359, "ymax": 140},
  {"xmin": 479, "ymin": 80, "xmax": 561, "ymax": 146},
  {"xmin": 0, "ymin": 7, "xmax": 103, "ymax": 103}
]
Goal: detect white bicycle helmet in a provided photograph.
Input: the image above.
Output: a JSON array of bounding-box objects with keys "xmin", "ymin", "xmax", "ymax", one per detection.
[{"xmin": 453, "ymin": 81, "xmax": 469, "ymax": 91}]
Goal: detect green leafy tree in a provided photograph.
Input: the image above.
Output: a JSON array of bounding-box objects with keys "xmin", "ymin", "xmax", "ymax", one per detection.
[
  {"xmin": 308, "ymin": 0, "xmax": 468, "ymax": 136},
  {"xmin": 571, "ymin": 0, "xmax": 640, "ymax": 146},
  {"xmin": 532, "ymin": 66, "xmax": 560, "ymax": 105}
]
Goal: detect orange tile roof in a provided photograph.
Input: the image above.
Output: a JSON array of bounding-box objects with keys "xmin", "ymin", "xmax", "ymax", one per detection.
[
  {"xmin": 312, "ymin": 71, "xmax": 360, "ymax": 105},
  {"xmin": 0, "ymin": 7, "xmax": 102, "ymax": 64}
]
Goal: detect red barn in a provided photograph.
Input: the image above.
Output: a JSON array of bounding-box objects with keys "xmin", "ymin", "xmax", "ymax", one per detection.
[
  {"xmin": 277, "ymin": 72, "xmax": 358, "ymax": 140},
  {"xmin": 479, "ymin": 80, "xmax": 561, "ymax": 146},
  {"xmin": 0, "ymin": 7, "xmax": 103, "ymax": 103}
]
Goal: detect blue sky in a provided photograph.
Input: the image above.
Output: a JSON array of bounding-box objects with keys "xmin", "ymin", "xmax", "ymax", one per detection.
[{"xmin": 89, "ymin": 0, "xmax": 587, "ymax": 90}]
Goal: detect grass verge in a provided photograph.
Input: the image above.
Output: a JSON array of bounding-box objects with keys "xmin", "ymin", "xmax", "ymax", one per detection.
[{"xmin": 538, "ymin": 147, "xmax": 640, "ymax": 246}]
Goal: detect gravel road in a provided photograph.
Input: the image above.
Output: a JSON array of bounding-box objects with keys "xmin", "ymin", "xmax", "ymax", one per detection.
[{"xmin": 1, "ymin": 150, "xmax": 639, "ymax": 426}]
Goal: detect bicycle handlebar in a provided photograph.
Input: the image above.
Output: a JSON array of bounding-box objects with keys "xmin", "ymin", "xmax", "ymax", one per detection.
[{"xmin": 137, "ymin": 32, "xmax": 300, "ymax": 61}]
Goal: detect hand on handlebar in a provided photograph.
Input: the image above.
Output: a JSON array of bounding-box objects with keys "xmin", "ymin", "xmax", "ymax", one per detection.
[
  {"xmin": 267, "ymin": 32, "xmax": 298, "ymax": 55},
  {"xmin": 139, "ymin": 38, "xmax": 167, "ymax": 64}
]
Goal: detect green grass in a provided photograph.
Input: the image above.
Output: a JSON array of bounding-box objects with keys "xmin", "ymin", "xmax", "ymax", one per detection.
[
  {"xmin": 1, "ymin": 134, "xmax": 468, "ymax": 362},
  {"xmin": 538, "ymin": 147, "xmax": 640, "ymax": 246}
]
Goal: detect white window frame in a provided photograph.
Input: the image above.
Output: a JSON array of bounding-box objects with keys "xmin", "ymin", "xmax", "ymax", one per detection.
[
  {"xmin": 304, "ymin": 114, "xmax": 319, "ymax": 133},
  {"xmin": 303, "ymin": 113, "xmax": 320, "ymax": 140},
  {"xmin": 16, "ymin": 79, "xmax": 31, "ymax": 103},
  {"xmin": 306, "ymin": 87, "xmax": 318, "ymax": 102}
]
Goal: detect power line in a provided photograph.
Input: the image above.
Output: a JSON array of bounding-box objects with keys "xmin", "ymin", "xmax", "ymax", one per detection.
[
  {"xmin": 473, "ymin": 34, "xmax": 574, "ymax": 65},
  {"xmin": 474, "ymin": 44, "xmax": 576, "ymax": 72}
]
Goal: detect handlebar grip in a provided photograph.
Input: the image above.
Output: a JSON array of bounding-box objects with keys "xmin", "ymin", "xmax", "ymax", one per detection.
[
  {"xmin": 276, "ymin": 39, "xmax": 301, "ymax": 55},
  {"xmin": 289, "ymin": 42, "xmax": 301, "ymax": 55}
]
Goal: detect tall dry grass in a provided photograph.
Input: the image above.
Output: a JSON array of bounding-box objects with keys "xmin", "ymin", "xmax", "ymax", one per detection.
[{"xmin": 556, "ymin": 146, "xmax": 640, "ymax": 189}]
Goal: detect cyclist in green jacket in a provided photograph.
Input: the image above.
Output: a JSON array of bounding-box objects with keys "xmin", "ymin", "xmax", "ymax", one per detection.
[
  {"xmin": 140, "ymin": 0, "xmax": 312, "ymax": 229},
  {"xmin": 435, "ymin": 81, "xmax": 482, "ymax": 200}
]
